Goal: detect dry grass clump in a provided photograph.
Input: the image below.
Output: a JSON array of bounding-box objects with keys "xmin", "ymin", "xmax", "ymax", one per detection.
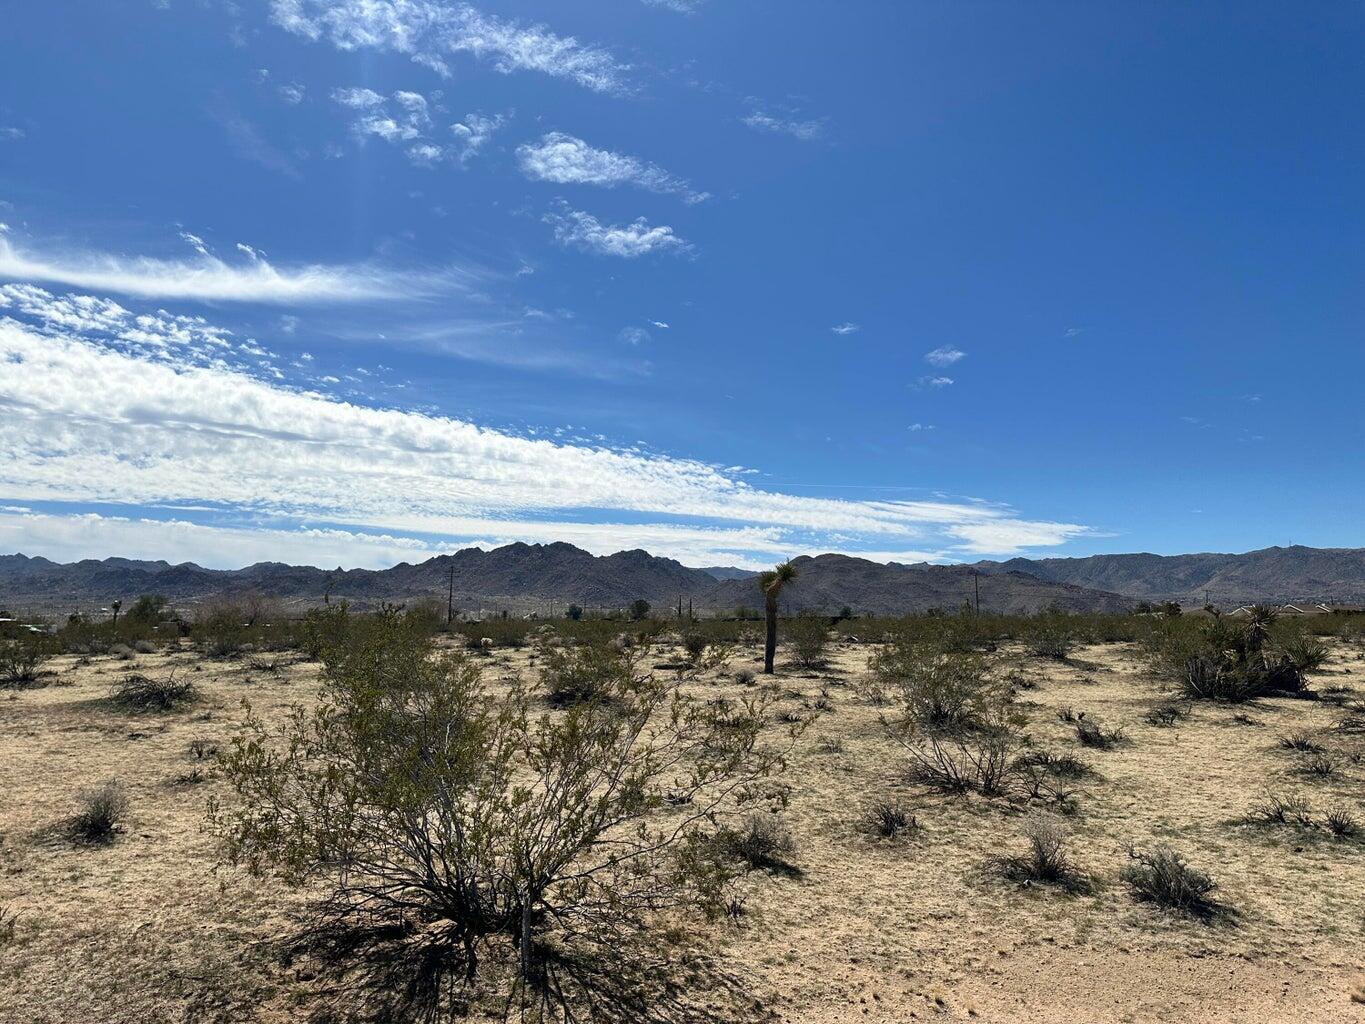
[
  {"xmin": 1121, "ymin": 845, "xmax": 1222, "ymax": 919},
  {"xmin": 109, "ymin": 672, "xmax": 197, "ymax": 711},
  {"xmin": 0, "ymin": 905, "xmax": 16, "ymax": 946},
  {"xmin": 998, "ymin": 816, "xmax": 1090, "ymax": 892},
  {"xmin": 67, "ymin": 780, "xmax": 129, "ymax": 844},
  {"xmin": 1246, "ymin": 793, "xmax": 1362, "ymax": 840}
]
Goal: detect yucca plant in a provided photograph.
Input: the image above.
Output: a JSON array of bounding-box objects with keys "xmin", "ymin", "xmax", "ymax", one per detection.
[{"xmin": 757, "ymin": 561, "xmax": 797, "ymax": 674}]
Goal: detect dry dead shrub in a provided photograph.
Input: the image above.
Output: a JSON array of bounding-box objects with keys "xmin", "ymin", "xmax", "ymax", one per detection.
[
  {"xmin": 1121, "ymin": 845, "xmax": 1222, "ymax": 919},
  {"xmin": 109, "ymin": 672, "xmax": 197, "ymax": 711},
  {"xmin": 1247, "ymin": 792, "xmax": 1314, "ymax": 827},
  {"xmin": 896, "ymin": 707, "xmax": 1024, "ymax": 797},
  {"xmin": 998, "ymin": 816, "xmax": 1089, "ymax": 892},
  {"xmin": 68, "ymin": 780, "xmax": 129, "ymax": 844},
  {"xmin": 1073, "ymin": 714, "xmax": 1125, "ymax": 749},
  {"xmin": 863, "ymin": 798, "xmax": 918, "ymax": 840},
  {"xmin": 716, "ymin": 812, "xmax": 797, "ymax": 870},
  {"xmin": 1324, "ymin": 808, "xmax": 1360, "ymax": 839}
]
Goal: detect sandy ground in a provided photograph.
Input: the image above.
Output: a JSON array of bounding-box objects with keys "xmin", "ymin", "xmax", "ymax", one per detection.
[{"xmin": 2, "ymin": 637, "xmax": 1364, "ymax": 1023}]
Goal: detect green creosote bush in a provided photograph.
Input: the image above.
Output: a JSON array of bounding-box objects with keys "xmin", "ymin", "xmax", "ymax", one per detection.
[{"xmin": 208, "ymin": 607, "xmax": 791, "ymax": 1016}]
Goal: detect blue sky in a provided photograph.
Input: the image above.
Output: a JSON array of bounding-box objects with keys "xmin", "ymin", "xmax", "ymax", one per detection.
[{"xmin": 0, "ymin": 1, "xmax": 1361, "ymax": 571}]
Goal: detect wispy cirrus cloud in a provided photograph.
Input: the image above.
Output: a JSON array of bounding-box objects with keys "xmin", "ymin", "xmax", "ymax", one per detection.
[
  {"xmin": 544, "ymin": 202, "xmax": 691, "ymax": 258},
  {"xmin": 0, "ymin": 318, "xmax": 1091, "ymax": 564},
  {"xmin": 924, "ymin": 345, "xmax": 965, "ymax": 366},
  {"xmin": 831, "ymin": 322, "xmax": 860, "ymax": 336},
  {"xmin": 0, "ymin": 231, "xmax": 479, "ymax": 304},
  {"xmin": 640, "ymin": 0, "xmax": 704, "ymax": 12},
  {"xmin": 450, "ymin": 111, "xmax": 508, "ymax": 162},
  {"xmin": 743, "ymin": 108, "xmax": 824, "ymax": 141},
  {"xmin": 272, "ymin": 1, "xmax": 629, "ymax": 93},
  {"xmin": 332, "ymin": 87, "xmax": 506, "ymax": 166},
  {"xmin": 518, "ymin": 132, "xmax": 708, "ymax": 203}
]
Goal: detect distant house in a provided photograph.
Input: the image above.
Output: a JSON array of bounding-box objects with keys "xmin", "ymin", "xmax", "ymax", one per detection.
[{"xmin": 1280, "ymin": 603, "xmax": 1335, "ymax": 616}]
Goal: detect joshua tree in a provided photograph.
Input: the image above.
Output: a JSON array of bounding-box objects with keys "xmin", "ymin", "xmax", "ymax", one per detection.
[
  {"xmin": 757, "ymin": 561, "xmax": 797, "ymax": 674},
  {"xmin": 110, "ymin": 599, "xmax": 122, "ymax": 626}
]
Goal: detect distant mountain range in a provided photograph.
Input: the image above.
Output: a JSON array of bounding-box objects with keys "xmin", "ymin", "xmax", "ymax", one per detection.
[
  {"xmin": 974, "ymin": 545, "xmax": 1365, "ymax": 607},
  {"xmin": 1, "ymin": 543, "xmax": 1361, "ymax": 618}
]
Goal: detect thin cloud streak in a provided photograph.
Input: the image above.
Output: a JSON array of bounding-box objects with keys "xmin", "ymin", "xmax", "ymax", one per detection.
[{"xmin": 0, "ymin": 234, "xmax": 481, "ymax": 304}]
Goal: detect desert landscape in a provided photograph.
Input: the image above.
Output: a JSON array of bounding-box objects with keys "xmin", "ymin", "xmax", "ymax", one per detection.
[
  {"xmin": 3, "ymin": 601, "xmax": 1363, "ymax": 1023},
  {"xmin": 5, "ymin": 3, "xmax": 1364, "ymax": 1021}
]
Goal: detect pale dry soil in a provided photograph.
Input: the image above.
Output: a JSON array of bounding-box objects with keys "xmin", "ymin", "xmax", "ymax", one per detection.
[{"xmin": 2, "ymin": 639, "xmax": 1364, "ymax": 1023}]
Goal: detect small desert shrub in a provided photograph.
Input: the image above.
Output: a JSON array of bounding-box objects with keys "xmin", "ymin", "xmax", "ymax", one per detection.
[
  {"xmin": 1121, "ymin": 846, "xmax": 1220, "ymax": 918},
  {"xmin": 1014, "ymin": 749, "xmax": 1093, "ymax": 779},
  {"xmin": 679, "ymin": 628, "xmax": 709, "ymax": 665},
  {"xmin": 0, "ymin": 906, "xmax": 15, "ymax": 946},
  {"xmin": 1299, "ymin": 751, "xmax": 1339, "ymax": 779},
  {"xmin": 1145, "ymin": 702, "xmax": 1187, "ymax": 727},
  {"xmin": 864, "ymin": 798, "xmax": 916, "ymax": 839},
  {"xmin": 898, "ymin": 710, "xmax": 1023, "ymax": 797},
  {"xmin": 69, "ymin": 781, "xmax": 129, "ymax": 843},
  {"xmin": 816, "ymin": 736, "xmax": 844, "ymax": 754},
  {"xmin": 172, "ymin": 767, "xmax": 208, "ymax": 786},
  {"xmin": 110, "ymin": 672, "xmax": 197, "ymax": 711},
  {"xmin": 999, "ymin": 816, "xmax": 1088, "ymax": 891},
  {"xmin": 1023, "ymin": 613, "xmax": 1076, "ymax": 661},
  {"xmin": 717, "ymin": 813, "xmax": 796, "ymax": 869},
  {"xmin": 1278, "ymin": 731, "xmax": 1323, "ymax": 753},
  {"xmin": 1248, "ymin": 792, "xmax": 1314, "ymax": 827},
  {"xmin": 1073, "ymin": 715, "xmax": 1125, "ymax": 750},
  {"xmin": 734, "ymin": 668, "xmax": 756, "ymax": 686},
  {"xmin": 188, "ymin": 737, "xmax": 219, "ymax": 761},
  {"xmin": 784, "ymin": 612, "xmax": 830, "ymax": 669},
  {"xmin": 1324, "ymin": 808, "xmax": 1359, "ymax": 839},
  {"xmin": 133, "ymin": 638, "xmax": 157, "ymax": 654},
  {"xmin": 109, "ymin": 643, "xmax": 135, "ymax": 661},
  {"xmin": 539, "ymin": 641, "xmax": 638, "ymax": 706},
  {"xmin": 873, "ymin": 642, "xmax": 1001, "ymax": 734},
  {"xmin": 197, "ymin": 605, "xmax": 249, "ymax": 658},
  {"xmin": 0, "ymin": 631, "xmax": 57, "ymax": 685}
]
